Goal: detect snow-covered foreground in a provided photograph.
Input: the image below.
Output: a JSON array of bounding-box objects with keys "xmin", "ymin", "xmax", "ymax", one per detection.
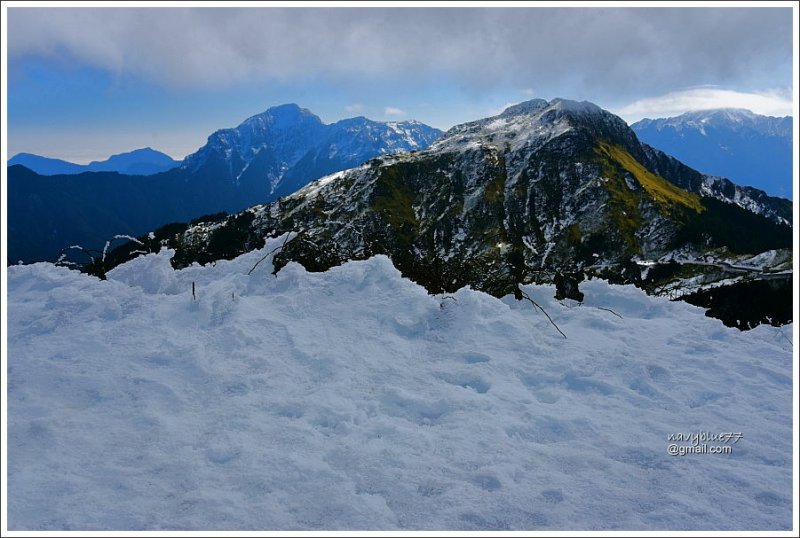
[{"xmin": 7, "ymin": 236, "xmax": 794, "ymax": 530}]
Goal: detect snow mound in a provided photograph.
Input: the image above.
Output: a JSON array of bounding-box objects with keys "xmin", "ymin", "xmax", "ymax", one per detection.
[{"xmin": 7, "ymin": 237, "xmax": 794, "ymax": 530}]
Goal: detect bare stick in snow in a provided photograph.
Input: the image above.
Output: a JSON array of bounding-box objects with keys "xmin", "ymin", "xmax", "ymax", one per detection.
[
  {"xmin": 247, "ymin": 232, "xmax": 295, "ymax": 276},
  {"xmin": 775, "ymin": 327, "xmax": 792, "ymax": 346},
  {"xmin": 102, "ymin": 234, "xmax": 145, "ymax": 263},
  {"xmin": 591, "ymin": 305, "xmax": 624, "ymax": 319},
  {"xmin": 57, "ymin": 245, "xmax": 100, "ymax": 266},
  {"xmin": 518, "ymin": 288, "xmax": 567, "ymax": 339}
]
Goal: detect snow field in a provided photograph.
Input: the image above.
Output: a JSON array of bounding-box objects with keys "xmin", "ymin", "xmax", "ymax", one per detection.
[{"xmin": 6, "ymin": 235, "xmax": 794, "ymax": 530}]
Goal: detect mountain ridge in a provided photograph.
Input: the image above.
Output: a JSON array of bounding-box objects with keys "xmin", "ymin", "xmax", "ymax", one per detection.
[
  {"xmin": 181, "ymin": 103, "xmax": 443, "ymax": 198},
  {"xmin": 631, "ymin": 109, "xmax": 793, "ymax": 199},
  {"xmin": 8, "ymin": 147, "xmax": 181, "ymax": 176},
  {"xmin": 634, "ymin": 108, "xmax": 791, "ymax": 136}
]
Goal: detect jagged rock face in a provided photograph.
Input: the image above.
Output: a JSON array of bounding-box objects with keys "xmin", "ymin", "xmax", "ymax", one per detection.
[
  {"xmin": 163, "ymin": 99, "xmax": 791, "ymax": 301},
  {"xmin": 698, "ymin": 175, "xmax": 792, "ymax": 226}
]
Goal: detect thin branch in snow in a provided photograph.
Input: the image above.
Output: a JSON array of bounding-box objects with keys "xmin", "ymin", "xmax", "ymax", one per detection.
[
  {"xmin": 774, "ymin": 327, "xmax": 792, "ymax": 347},
  {"xmin": 518, "ymin": 288, "xmax": 567, "ymax": 339},
  {"xmin": 247, "ymin": 232, "xmax": 295, "ymax": 276},
  {"xmin": 58, "ymin": 245, "xmax": 99, "ymax": 265},
  {"xmin": 592, "ymin": 305, "xmax": 624, "ymax": 319},
  {"xmin": 113, "ymin": 234, "xmax": 144, "ymax": 244},
  {"xmin": 102, "ymin": 235, "xmax": 145, "ymax": 263}
]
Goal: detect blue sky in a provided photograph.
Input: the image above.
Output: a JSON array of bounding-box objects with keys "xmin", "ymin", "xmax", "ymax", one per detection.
[{"xmin": 5, "ymin": 5, "xmax": 795, "ymax": 163}]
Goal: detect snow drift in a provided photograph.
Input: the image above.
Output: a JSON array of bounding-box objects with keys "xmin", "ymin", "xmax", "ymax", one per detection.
[{"xmin": 6, "ymin": 235, "xmax": 794, "ymax": 530}]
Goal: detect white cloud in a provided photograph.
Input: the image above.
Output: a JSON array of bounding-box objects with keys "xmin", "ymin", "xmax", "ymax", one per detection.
[
  {"xmin": 613, "ymin": 88, "xmax": 793, "ymax": 123},
  {"xmin": 384, "ymin": 107, "xmax": 405, "ymax": 117},
  {"xmin": 344, "ymin": 103, "xmax": 364, "ymax": 114}
]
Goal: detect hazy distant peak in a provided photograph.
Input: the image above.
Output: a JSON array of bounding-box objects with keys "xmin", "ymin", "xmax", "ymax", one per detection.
[
  {"xmin": 8, "ymin": 148, "xmax": 179, "ymax": 176},
  {"xmin": 631, "ymin": 108, "xmax": 793, "ymax": 198}
]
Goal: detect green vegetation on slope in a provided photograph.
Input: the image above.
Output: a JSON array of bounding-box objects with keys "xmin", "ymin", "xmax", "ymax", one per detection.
[
  {"xmin": 595, "ymin": 141, "xmax": 705, "ymax": 214},
  {"xmin": 370, "ymin": 164, "xmax": 420, "ymax": 248},
  {"xmin": 593, "ymin": 145, "xmax": 644, "ymax": 250}
]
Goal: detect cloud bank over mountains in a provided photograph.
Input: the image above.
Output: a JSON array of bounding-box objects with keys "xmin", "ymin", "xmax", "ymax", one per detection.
[
  {"xmin": 8, "ymin": 7, "xmax": 792, "ymax": 102},
  {"xmin": 613, "ymin": 88, "xmax": 793, "ymax": 123}
]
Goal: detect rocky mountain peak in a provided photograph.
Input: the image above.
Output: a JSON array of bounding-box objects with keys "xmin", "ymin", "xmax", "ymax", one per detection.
[
  {"xmin": 242, "ymin": 103, "xmax": 323, "ymax": 130},
  {"xmin": 179, "ymin": 104, "xmax": 443, "ymax": 193},
  {"xmin": 430, "ymin": 98, "xmax": 635, "ymax": 161}
]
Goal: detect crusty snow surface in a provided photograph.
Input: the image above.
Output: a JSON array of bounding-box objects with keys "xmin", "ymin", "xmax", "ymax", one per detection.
[{"xmin": 7, "ymin": 235, "xmax": 794, "ymax": 530}]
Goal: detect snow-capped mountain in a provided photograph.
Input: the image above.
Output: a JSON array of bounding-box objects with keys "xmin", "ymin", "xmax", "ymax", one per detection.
[
  {"xmin": 8, "ymin": 147, "xmax": 180, "ymax": 176},
  {"xmin": 631, "ymin": 109, "xmax": 793, "ymax": 199},
  {"xmin": 6, "ymin": 106, "xmax": 442, "ymax": 264},
  {"xmin": 182, "ymin": 103, "xmax": 443, "ymax": 199},
  {"xmin": 102, "ymin": 99, "xmax": 792, "ymax": 329}
]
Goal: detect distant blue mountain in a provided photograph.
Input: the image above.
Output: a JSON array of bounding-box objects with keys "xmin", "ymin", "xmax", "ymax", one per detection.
[
  {"xmin": 6, "ymin": 153, "xmax": 86, "ymax": 175},
  {"xmin": 631, "ymin": 109, "xmax": 792, "ymax": 199},
  {"xmin": 8, "ymin": 147, "xmax": 181, "ymax": 176},
  {"xmin": 7, "ymin": 104, "xmax": 443, "ymax": 263}
]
